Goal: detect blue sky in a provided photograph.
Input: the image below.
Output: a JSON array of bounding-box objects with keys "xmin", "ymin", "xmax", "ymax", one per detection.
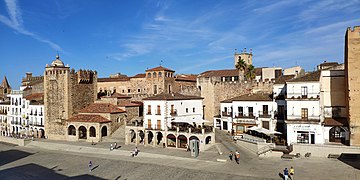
[{"xmin": 0, "ymin": 0, "xmax": 359, "ymax": 89}]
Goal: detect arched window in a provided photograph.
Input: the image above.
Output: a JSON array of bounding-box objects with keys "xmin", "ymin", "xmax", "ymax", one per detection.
[
  {"xmin": 89, "ymin": 126, "xmax": 96, "ymax": 137},
  {"xmin": 153, "ymin": 72, "xmax": 157, "ymax": 78},
  {"xmin": 68, "ymin": 125, "xmax": 76, "ymax": 136},
  {"xmin": 147, "ymin": 73, "xmax": 151, "ymax": 78},
  {"xmin": 158, "ymin": 72, "xmax": 162, "ymax": 77}
]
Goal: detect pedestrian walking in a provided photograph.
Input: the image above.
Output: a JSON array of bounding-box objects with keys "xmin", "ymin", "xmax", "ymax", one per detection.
[
  {"xmin": 228, "ymin": 151, "xmax": 233, "ymax": 161},
  {"xmin": 289, "ymin": 166, "xmax": 294, "ymax": 180},
  {"xmin": 283, "ymin": 167, "xmax": 289, "ymax": 180},
  {"xmin": 88, "ymin": 161, "xmax": 93, "ymax": 172},
  {"xmin": 114, "ymin": 142, "xmax": 117, "ymax": 149},
  {"xmin": 134, "ymin": 147, "xmax": 139, "ymax": 156},
  {"xmin": 110, "ymin": 143, "xmax": 113, "ymax": 151},
  {"xmin": 235, "ymin": 151, "xmax": 240, "ymax": 164}
]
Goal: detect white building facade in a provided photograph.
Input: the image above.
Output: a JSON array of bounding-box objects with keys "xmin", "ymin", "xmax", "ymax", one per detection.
[
  {"xmin": 215, "ymin": 93, "xmax": 277, "ymax": 135},
  {"xmin": 285, "ymin": 71, "xmax": 323, "ymax": 145}
]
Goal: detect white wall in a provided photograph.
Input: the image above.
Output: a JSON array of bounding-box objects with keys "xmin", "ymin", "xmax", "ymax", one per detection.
[
  {"xmin": 286, "ymin": 124, "xmax": 324, "ymax": 145},
  {"xmin": 287, "ymin": 100, "xmax": 320, "ymax": 120},
  {"xmin": 287, "ymin": 82, "xmax": 320, "ymax": 99}
]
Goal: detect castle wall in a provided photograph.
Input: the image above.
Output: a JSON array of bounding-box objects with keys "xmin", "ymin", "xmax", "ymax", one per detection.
[{"xmin": 345, "ymin": 26, "xmax": 360, "ymax": 146}]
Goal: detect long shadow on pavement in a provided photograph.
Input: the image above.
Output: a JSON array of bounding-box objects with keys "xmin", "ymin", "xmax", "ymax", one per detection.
[
  {"xmin": 0, "ymin": 163, "xmax": 104, "ymax": 180},
  {"xmin": 0, "ymin": 149, "xmax": 33, "ymax": 167},
  {"xmin": 338, "ymin": 153, "xmax": 360, "ymax": 170}
]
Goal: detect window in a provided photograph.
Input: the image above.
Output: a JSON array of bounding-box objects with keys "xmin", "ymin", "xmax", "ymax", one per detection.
[
  {"xmin": 147, "ymin": 105, "xmax": 151, "ymax": 115},
  {"xmin": 263, "ymin": 105, "xmax": 268, "ymax": 116},
  {"xmin": 297, "ymin": 131, "xmax": 309, "ymax": 144},
  {"xmin": 171, "ymin": 105, "xmax": 175, "ymax": 114},
  {"xmin": 301, "ymin": 86, "xmax": 308, "ymax": 98},
  {"xmin": 193, "ymin": 108, "xmax": 195, "ymax": 113},
  {"xmin": 238, "ymin": 107, "xmax": 243, "ymax": 117},
  {"xmin": 248, "ymin": 107, "xmax": 254, "ymax": 117},
  {"xmin": 156, "ymin": 105, "xmax": 161, "ymax": 115},
  {"xmin": 138, "ymin": 89, "xmax": 141, "ymax": 92},
  {"xmin": 128, "ymin": 89, "xmax": 131, "ymax": 93},
  {"xmin": 153, "ymin": 72, "xmax": 157, "ymax": 78},
  {"xmin": 154, "ymin": 85, "xmax": 157, "ymax": 94},
  {"xmin": 301, "ymin": 108, "xmax": 308, "ymax": 120},
  {"xmin": 158, "ymin": 72, "xmax": 162, "ymax": 77},
  {"xmin": 186, "ymin": 108, "xmax": 189, "ymax": 113},
  {"xmin": 234, "ymin": 76, "xmax": 239, "ymax": 81},
  {"xmin": 147, "ymin": 73, "xmax": 151, "ymax": 78}
]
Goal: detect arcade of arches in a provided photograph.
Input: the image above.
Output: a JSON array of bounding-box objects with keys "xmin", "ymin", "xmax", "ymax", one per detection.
[
  {"xmin": 67, "ymin": 122, "xmax": 110, "ymax": 142},
  {"xmin": 125, "ymin": 126, "xmax": 215, "ymax": 152}
]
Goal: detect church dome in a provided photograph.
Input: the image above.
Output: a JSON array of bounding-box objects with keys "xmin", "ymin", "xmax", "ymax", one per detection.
[{"xmin": 51, "ymin": 55, "xmax": 65, "ymax": 67}]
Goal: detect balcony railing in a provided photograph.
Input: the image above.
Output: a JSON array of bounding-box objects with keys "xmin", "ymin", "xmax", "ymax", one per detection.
[
  {"xmin": 221, "ymin": 111, "xmax": 231, "ymax": 117},
  {"xmin": 258, "ymin": 111, "xmax": 271, "ymax": 118},
  {"xmin": 287, "ymin": 93, "xmax": 320, "ymax": 100},
  {"xmin": 234, "ymin": 113, "xmax": 255, "ymax": 119},
  {"xmin": 287, "ymin": 115, "xmax": 320, "ymax": 122}
]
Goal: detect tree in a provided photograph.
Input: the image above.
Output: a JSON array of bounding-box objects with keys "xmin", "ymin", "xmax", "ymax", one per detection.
[
  {"xmin": 235, "ymin": 57, "xmax": 247, "ymax": 82},
  {"xmin": 245, "ymin": 65, "xmax": 256, "ymax": 80}
]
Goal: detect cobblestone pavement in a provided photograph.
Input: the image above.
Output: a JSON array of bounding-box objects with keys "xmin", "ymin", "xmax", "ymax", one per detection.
[{"xmin": 0, "ymin": 139, "xmax": 359, "ymax": 180}]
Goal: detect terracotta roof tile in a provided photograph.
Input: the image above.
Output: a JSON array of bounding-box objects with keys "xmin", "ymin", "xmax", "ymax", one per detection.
[
  {"xmin": 79, "ymin": 103, "xmax": 126, "ymax": 113},
  {"xmin": 143, "ymin": 93, "xmax": 203, "ymax": 101},
  {"xmin": 274, "ymin": 75, "xmax": 296, "ymax": 84},
  {"xmin": 68, "ymin": 114, "xmax": 111, "ymax": 123},
  {"xmin": 98, "ymin": 77, "xmax": 130, "ymax": 82},
  {"xmin": 131, "ymin": 73, "xmax": 146, "ymax": 78},
  {"xmin": 118, "ymin": 102, "xmax": 142, "ymax": 107},
  {"xmin": 175, "ymin": 74, "xmax": 197, "ymax": 82},
  {"xmin": 287, "ymin": 71, "xmax": 321, "ymax": 83},
  {"xmin": 24, "ymin": 93, "xmax": 44, "ymax": 101},
  {"xmin": 146, "ymin": 66, "xmax": 175, "ymax": 72},
  {"xmin": 221, "ymin": 93, "xmax": 272, "ymax": 103},
  {"xmin": 199, "ymin": 69, "xmax": 239, "ymax": 78}
]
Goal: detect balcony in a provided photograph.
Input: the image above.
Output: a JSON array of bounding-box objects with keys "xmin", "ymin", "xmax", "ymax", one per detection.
[
  {"xmin": 221, "ymin": 111, "xmax": 231, "ymax": 117},
  {"xmin": 233, "ymin": 118, "xmax": 257, "ymax": 125},
  {"xmin": 258, "ymin": 111, "xmax": 271, "ymax": 118},
  {"xmin": 234, "ymin": 113, "xmax": 255, "ymax": 119},
  {"xmin": 287, "ymin": 93, "xmax": 320, "ymax": 100},
  {"xmin": 287, "ymin": 115, "xmax": 320, "ymax": 123}
]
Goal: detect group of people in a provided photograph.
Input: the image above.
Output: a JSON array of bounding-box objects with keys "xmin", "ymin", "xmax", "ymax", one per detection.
[
  {"xmin": 131, "ymin": 147, "xmax": 139, "ymax": 157},
  {"xmin": 228, "ymin": 151, "xmax": 240, "ymax": 164},
  {"xmin": 282, "ymin": 167, "xmax": 295, "ymax": 180},
  {"xmin": 110, "ymin": 142, "xmax": 117, "ymax": 151}
]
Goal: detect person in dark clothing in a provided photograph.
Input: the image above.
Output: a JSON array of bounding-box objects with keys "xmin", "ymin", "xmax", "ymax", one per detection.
[{"xmin": 229, "ymin": 151, "xmax": 233, "ymax": 161}]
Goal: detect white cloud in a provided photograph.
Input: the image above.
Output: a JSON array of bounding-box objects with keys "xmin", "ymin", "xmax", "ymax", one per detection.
[{"xmin": 0, "ymin": 0, "xmax": 62, "ymax": 51}]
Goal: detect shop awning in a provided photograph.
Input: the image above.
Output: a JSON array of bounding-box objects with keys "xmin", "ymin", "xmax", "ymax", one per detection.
[{"xmin": 247, "ymin": 126, "xmax": 282, "ymax": 136}]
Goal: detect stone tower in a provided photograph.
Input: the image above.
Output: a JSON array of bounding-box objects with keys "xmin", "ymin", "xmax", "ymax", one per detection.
[
  {"xmin": 0, "ymin": 76, "xmax": 11, "ymax": 101},
  {"xmin": 44, "ymin": 55, "xmax": 97, "ymax": 140},
  {"xmin": 345, "ymin": 26, "xmax": 360, "ymax": 146},
  {"xmin": 234, "ymin": 48, "xmax": 253, "ymax": 67}
]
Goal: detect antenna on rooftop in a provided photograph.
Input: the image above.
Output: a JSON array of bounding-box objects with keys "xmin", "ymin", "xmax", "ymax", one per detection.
[{"xmin": 160, "ymin": 60, "xmax": 163, "ymax": 66}]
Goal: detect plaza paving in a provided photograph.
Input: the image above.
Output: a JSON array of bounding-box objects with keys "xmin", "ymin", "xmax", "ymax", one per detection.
[{"xmin": 0, "ymin": 138, "xmax": 359, "ymax": 179}]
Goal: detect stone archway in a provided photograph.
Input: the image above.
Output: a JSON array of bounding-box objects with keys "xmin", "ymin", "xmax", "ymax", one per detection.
[
  {"xmin": 129, "ymin": 129, "xmax": 136, "ymax": 143},
  {"xmin": 205, "ymin": 136, "xmax": 212, "ymax": 144},
  {"xmin": 147, "ymin": 131, "xmax": 154, "ymax": 144},
  {"xmin": 177, "ymin": 135, "xmax": 187, "ymax": 149},
  {"xmin": 189, "ymin": 136, "xmax": 199, "ymax": 141},
  {"xmin": 39, "ymin": 129, "xmax": 45, "ymax": 138},
  {"xmin": 167, "ymin": 134, "xmax": 176, "ymax": 147},
  {"xmin": 329, "ymin": 126, "xmax": 345, "ymax": 143},
  {"xmin": 89, "ymin": 126, "xmax": 96, "ymax": 137},
  {"xmin": 68, "ymin": 125, "xmax": 76, "ymax": 136},
  {"xmin": 139, "ymin": 130, "xmax": 145, "ymax": 143},
  {"xmin": 78, "ymin": 126, "xmax": 87, "ymax": 139},
  {"xmin": 156, "ymin": 132, "xmax": 163, "ymax": 145},
  {"xmin": 101, "ymin": 126, "xmax": 107, "ymax": 137}
]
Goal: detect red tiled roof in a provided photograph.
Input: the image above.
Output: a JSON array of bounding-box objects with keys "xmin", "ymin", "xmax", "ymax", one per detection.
[
  {"xmin": 131, "ymin": 73, "xmax": 146, "ymax": 78},
  {"xmin": 221, "ymin": 93, "xmax": 272, "ymax": 103},
  {"xmin": 175, "ymin": 74, "xmax": 197, "ymax": 82},
  {"xmin": 118, "ymin": 102, "xmax": 142, "ymax": 107},
  {"xmin": 79, "ymin": 103, "xmax": 126, "ymax": 113},
  {"xmin": 286, "ymin": 71, "xmax": 321, "ymax": 83},
  {"xmin": 254, "ymin": 68, "xmax": 263, "ymax": 76},
  {"xmin": 323, "ymin": 118, "xmax": 348, "ymax": 126},
  {"xmin": 97, "ymin": 77, "xmax": 130, "ymax": 82},
  {"xmin": 68, "ymin": 114, "xmax": 111, "ymax": 123},
  {"xmin": 101, "ymin": 93, "xmax": 131, "ymax": 99},
  {"xmin": 274, "ymin": 75, "xmax": 296, "ymax": 84},
  {"xmin": 146, "ymin": 66, "xmax": 175, "ymax": 72},
  {"xmin": 143, "ymin": 93, "xmax": 203, "ymax": 101},
  {"xmin": 24, "ymin": 93, "xmax": 44, "ymax": 101},
  {"xmin": 199, "ymin": 69, "xmax": 239, "ymax": 78}
]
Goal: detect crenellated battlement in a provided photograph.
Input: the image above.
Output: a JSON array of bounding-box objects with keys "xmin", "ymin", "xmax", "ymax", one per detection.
[
  {"xmin": 75, "ymin": 69, "xmax": 97, "ymax": 84},
  {"xmin": 347, "ymin": 26, "xmax": 360, "ymax": 33}
]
